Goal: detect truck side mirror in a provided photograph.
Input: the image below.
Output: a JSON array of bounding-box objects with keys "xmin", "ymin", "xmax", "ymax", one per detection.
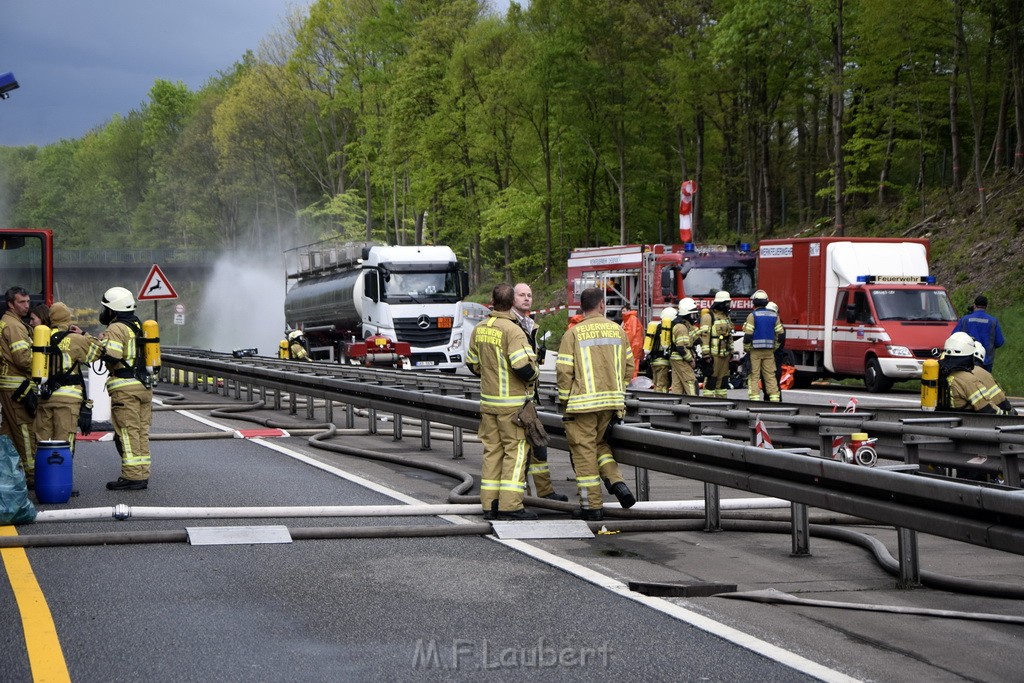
[
  {"xmin": 660, "ymin": 267, "xmax": 677, "ymax": 299},
  {"xmin": 460, "ymin": 271, "xmax": 469, "ymax": 297},
  {"xmin": 364, "ymin": 271, "xmax": 379, "ymax": 303}
]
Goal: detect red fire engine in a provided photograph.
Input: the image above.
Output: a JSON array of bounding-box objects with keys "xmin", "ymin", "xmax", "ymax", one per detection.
[{"xmin": 566, "ymin": 243, "xmax": 757, "ymax": 328}]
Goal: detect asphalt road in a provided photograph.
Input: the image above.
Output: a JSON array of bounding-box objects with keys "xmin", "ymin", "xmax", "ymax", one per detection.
[{"xmin": 3, "ymin": 382, "xmax": 1023, "ymax": 682}]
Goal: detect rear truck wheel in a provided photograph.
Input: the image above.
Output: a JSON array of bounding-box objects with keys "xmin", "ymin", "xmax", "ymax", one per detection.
[{"xmin": 864, "ymin": 357, "xmax": 894, "ymax": 393}]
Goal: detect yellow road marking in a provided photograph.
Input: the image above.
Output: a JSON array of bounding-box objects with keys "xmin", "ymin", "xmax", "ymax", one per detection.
[{"xmin": 0, "ymin": 526, "xmax": 71, "ymax": 683}]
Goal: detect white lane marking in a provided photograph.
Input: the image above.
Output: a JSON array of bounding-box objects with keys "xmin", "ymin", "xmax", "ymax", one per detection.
[{"xmin": 175, "ymin": 408, "xmax": 855, "ymax": 682}]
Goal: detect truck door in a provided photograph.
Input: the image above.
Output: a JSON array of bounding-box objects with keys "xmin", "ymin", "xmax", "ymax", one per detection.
[{"xmin": 830, "ymin": 288, "xmax": 873, "ymax": 374}]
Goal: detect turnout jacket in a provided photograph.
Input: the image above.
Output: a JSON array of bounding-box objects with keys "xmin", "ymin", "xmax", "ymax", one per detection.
[
  {"xmin": 557, "ymin": 312, "xmax": 633, "ymax": 413},
  {"xmin": 0, "ymin": 310, "xmax": 31, "ymax": 391},
  {"xmin": 467, "ymin": 310, "xmax": 538, "ymax": 414}
]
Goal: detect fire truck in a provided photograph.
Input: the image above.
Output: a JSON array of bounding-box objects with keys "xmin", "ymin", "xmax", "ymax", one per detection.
[
  {"xmin": 0, "ymin": 229, "xmax": 54, "ymax": 306},
  {"xmin": 566, "ymin": 243, "xmax": 757, "ymax": 329}
]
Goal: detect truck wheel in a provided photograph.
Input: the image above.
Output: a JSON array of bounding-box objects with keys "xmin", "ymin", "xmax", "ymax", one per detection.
[{"xmin": 864, "ymin": 358, "xmax": 894, "ymax": 393}]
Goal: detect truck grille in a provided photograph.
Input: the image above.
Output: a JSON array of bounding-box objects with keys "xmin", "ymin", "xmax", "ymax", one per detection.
[{"xmin": 393, "ymin": 318, "xmax": 452, "ymax": 346}]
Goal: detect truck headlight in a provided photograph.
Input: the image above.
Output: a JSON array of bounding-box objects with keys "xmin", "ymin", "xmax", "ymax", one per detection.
[
  {"xmin": 448, "ymin": 332, "xmax": 463, "ymax": 351},
  {"xmin": 885, "ymin": 345, "xmax": 913, "ymax": 357}
]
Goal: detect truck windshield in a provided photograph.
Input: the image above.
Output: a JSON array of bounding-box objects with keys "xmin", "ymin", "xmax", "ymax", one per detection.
[
  {"xmin": 381, "ymin": 269, "xmax": 461, "ymax": 302},
  {"xmin": 683, "ymin": 267, "xmax": 756, "ymax": 297},
  {"xmin": 870, "ymin": 289, "xmax": 957, "ymax": 322}
]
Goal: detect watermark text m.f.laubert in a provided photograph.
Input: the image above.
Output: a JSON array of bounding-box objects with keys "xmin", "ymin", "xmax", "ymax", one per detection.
[{"xmin": 412, "ymin": 637, "xmax": 613, "ymax": 671}]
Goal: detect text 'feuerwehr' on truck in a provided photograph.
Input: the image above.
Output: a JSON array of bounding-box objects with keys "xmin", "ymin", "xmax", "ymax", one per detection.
[{"xmin": 284, "ymin": 242, "xmax": 475, "ymax": 371}]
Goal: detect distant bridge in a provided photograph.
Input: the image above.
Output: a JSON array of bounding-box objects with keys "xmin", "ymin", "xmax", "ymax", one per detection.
[{"xmin": 55, "ymin": 249, "xmax": 218, "ymax": 274}]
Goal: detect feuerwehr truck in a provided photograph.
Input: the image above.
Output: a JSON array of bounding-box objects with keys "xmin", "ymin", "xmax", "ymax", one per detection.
[
  {"xmin": 284, "ymin": 242, "xmax": 471, "ymax": 370},
  {"xmin": 757, "ymin": 237, "xmax": 957, "ymax": 392},
  {"xmin": 566, "ymin": 243, "xmax": 757, "ymax": 329}
]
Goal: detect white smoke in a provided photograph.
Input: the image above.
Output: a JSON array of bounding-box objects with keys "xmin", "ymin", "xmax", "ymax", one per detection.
[{"xmin": 193, "ymin": 252, "xmax": 286, "ymax": 358}]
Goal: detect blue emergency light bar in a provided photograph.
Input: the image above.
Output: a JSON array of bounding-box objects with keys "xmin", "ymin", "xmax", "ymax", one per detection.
[
  {"xmin": 0, "ymin": 72, "xmax": 19, "ymax": 99},
  {"xmin": 683, "ymin": 243, "xmax": 695, "ymax": 252},
  {"xmin": 739, "ymin": 243, "xmax": 750, "ymax": 252}
]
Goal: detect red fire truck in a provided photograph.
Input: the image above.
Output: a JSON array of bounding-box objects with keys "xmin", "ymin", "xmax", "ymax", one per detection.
[
  {"xmin": 566, "ymin": 243, "xmax": 757, "ymax": 329},
  {"xmin": 0, "ymin": 229, "xmax": 54, "ymax": 306}
]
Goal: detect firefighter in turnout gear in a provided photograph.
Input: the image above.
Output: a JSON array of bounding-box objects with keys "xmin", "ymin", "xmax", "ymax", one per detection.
[
  {"xmin": 742, "ymin": 290, "xmax": 784, "ymax": 401},
  {"xmin": 34, "ymin": 303, "xmax": 103, "ymax": 448},
  {"xmin": 97, "ymin": 286, "xmax": 154, "ymax": 490},
  {"xmin": 287, "ymin": 329, "xmax": 312, "ymax": 361},
  {"xmin": 670, "ymin": 298, "xmax": 700, "ymax": 395},
  {"xmin": 700, "ymin": 291, "xmax": 733, "ymax": 398},
  {"xmin": 467, "ymin": 284, "xmax": 540, "ymax": 521},
  {"xmin": 968, "ymin": 340, "xmax": 1017, "ymax": 414},
  {"xmin": 556, "ymin": 287, "xmax": 636, "ymax": 521},
  {"xmin": 0, "ymin": 286, "xmax": 37, "ymax": 485},
  {"xmin": 940, "ymin": 332, "xmax": 1015, "ymax": 414},
  {"xmin": 512, "ymin": 282, "xmax": 568, "ymax": 503},
  {"xmin": 643, "ymin": 307, "xmax": 675, "ymax": 392}
]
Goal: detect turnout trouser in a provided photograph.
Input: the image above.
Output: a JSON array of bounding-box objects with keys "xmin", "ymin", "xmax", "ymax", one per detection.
[
  {"xmin": 478, "ymin": 412, "xmax": 529, "ymax": 513},
  {"xmin": 110, "ymin": 387, "xmax": 153, "ymax": 481},
  {"xmin": 0, "ymin": 390, "xmax": 37, "ymax": 480},
  {"xmin": 564, "ymin": 410, "xmax": 626, "ymax": 510}
]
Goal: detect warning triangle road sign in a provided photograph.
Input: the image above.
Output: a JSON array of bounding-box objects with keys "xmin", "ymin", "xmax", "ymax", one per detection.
[{"xmin": 138, "ymin": 264, "xmax": 179, "ymax": 301}]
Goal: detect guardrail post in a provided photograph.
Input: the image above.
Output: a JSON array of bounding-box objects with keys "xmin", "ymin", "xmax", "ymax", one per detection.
[
  {"xmin": 704, "ymin": 483, "xmax": 722, "ymax": 532},
  {"xmin": 635, "ymin": 468, "xmax": 650, "ymax": 502},
  {"xmin": 306, "ymin": 394, "xmax": 315, "ymax": 420},
  {"xmin": 452, "ymin": 426, "xmax": 464, "ymax": 460},
  {"xmin": 421, "ymin": 418, "xmax": 431, "ymax": 450},
  {"xmin": 345, "ymin": 403, "xmax": 354, "ymax": 429},
  {"xmin": 272, "ymin": 388, "xmax": 281, "ymax": 411},
  {"xmin": 393, "ymin": 413, "xmax": 403, "ymax": 441},
  {"xmin": 368, "ymin": 407, "xmax": 378, "ymax": 434},
  {"xmin": 791, "ymin": 502, "xmax": 810, "ymax": 556},
  {"xmin": 897, "ymin": 527, "xmax": 921, "ymax": 588},
  {"xmin": 325, "ymin": 399, "xmax": 333, "ymax": 424}
]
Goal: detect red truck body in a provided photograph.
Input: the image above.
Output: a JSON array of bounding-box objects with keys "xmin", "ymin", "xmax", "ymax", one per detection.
[
  {"xmin": 566, "ymin": 243, "xmax": 757, "ymax": 328},
  {"xmin": 757, "ymin": 237, "xmax": 957, "ymax": 392}
]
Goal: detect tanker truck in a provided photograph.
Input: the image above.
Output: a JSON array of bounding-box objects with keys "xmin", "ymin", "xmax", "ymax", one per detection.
[{"xmin": 284, "ymin": 242, "xmax": 470, "ymax": 369}]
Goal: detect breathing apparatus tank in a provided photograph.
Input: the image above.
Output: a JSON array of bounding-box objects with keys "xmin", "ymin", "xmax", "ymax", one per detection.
[
  {"xmin": 31, "ymin": 324, "xmax": 52, "ymax": 384},
  {"xmin": 142, "ymin": 319, "xmax": 161, "ymax": 384},
  {"xmin": 279, "ymin": 339, "xmax": 290, "ymax": 359},
  {"xmin": 920, "ymin": 358, "xmax": 939, "ymax": 411}
]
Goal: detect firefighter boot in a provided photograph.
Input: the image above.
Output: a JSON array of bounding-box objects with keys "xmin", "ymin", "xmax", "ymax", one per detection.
[
  {"xmin": 499, "ymin": 508, "xmax": 539, "ymax": 521},
  {"xmin": 542, "ymin": 492, "xmax": 569, "ymax": 502},
  {"xmin": 572, "ymin": 507, "xmax": 604, "ymax": 521},
  {"xmin": 106, "ymin": 477, "xmax": 148, "ymax": 491},
  {"xmin": 610, "ymin": 482, "xmax": 636, "ymax": 509},
  {"xmin": 483, "ymin": 500, "xmax": 499, "ymax": 521}
]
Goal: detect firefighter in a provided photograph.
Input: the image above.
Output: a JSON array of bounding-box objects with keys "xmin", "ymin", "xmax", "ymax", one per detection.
[
  {"xmin": 619, "ymin": 303, "xmax": 644, "ymax": 379},
  {"xmin": 742, "ymin": 289, "xmax": 784, "ymax": 402},
  {"xmin": 97, "ymin": 286, "xmax": 154, "ymax": 490},
  {"xmin": 467, "ymin": 283, "xmax": 539, "ymax": 521},
  {"xmin": 670, "ymin": 298, "xmax": 700, "ymax": 395},
  {"xmin": 643, "ymin": 307, "xmax": 675, "ymax": 392},
  {"xmin": 512, "ymin": 282, "xmax": 568, "ymax": 503},
  {"xmin": 940, "ymin": 332, "xmax": 1014, "ymax": 414},
  {"xmin": 0, "ymin": 286, "xmax": 37, "ymax": 486},
  {"xmin": 556, "ymin": 287, "xmax": 635, "ymax": 521},
  {"xmin": 35, "ymin": 302, "xmax": 103, "ymax": 449},
  {"xmin": 969, "ymin": 341, "xmax": 1016, "ymax": 414},
  {"xmin": 287, "ymin": 329, "xmax": 312, "ymax": 361},
  {"xmin": 700, "ymin": 291, "xmax": 733, "ymax": 398}
]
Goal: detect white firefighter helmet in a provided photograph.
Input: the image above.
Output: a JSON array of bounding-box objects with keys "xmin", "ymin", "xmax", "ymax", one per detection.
[
  {"xmin": 678, "ymin": 297, "xmax": 698, "ymax": 316},
  {"xmin": 766, "ymin": 301, "xmax": 779, "ymax": 313},
  {"xmin": 288, "ymin": 329, "xmax": 305, "ymax": 342},
  {"xmin": 973, "ymin": 340, "xmax": 986, "ymax": 364},
  {"xmin": 752, "ymin": 289, "xmax": 769, "ymax": 305},
  {"xmin": 713, "ymin": 291, "xmax": 731, "ymax": 304},
  {"xmin": 661, "ymin": 306, "xmax": 677, "ymax": 321},
  {"xmin": 943, "ymin": 331, "xmax": 975, "ymax": 357},
  {"xmin": 101, "ymin": 286, "xmax": 136, "ymax": 312}
]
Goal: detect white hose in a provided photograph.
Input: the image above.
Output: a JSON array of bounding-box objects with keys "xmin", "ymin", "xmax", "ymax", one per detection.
[{"xmin": 34, "ymin": 497, "xmax": 791, "ymax": 522}]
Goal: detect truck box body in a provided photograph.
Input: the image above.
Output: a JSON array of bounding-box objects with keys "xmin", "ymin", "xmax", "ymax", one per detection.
[
  {"xmin": 566, "ymin": 243, "xmax": 756, "ymax": 328},
  {"xmin": 758, "ymin": 237, "xmax": 956, "ymax": 391},
  {"xmin": 285, "ymin": 243, "xmax": 469, "ymax": 369}
]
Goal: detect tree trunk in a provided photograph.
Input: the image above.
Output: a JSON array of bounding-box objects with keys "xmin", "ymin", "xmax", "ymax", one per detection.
[
  {"xmin": 950, "ymin": 0, "xmax": 964, "ymax": 191},
  {"xmin": 1011, "ymin": 0, "xmax": 1024, "ymax": 173}
]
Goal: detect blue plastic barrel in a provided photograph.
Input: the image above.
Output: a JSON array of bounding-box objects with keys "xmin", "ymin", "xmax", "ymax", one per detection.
[{"xmin": 35, "ymin": 440, "xmax": 73, "ymax": 504}]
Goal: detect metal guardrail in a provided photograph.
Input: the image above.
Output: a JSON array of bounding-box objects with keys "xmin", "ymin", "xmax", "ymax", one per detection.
[{"xmin": 159, "ymin": 350, "xmax": 1024, "ymax": 570}]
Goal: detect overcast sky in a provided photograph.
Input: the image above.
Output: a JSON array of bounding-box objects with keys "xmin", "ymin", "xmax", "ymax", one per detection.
[
  {"xmin": 0, "ymin": 0, "xmax": 311, "ymax": 147},
  {"xmin": 1, "ymin": 1, "xmax": 514, "ymax": 149}
]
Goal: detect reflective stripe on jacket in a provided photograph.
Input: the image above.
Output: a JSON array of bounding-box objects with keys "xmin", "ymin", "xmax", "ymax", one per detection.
[
  {"xmin": 467, "ymin": 311, "xmax": 537, "ymax": 414},
  {"xmin": 557, "ymin": 313, "xmax": 632, "ymax": 413}
]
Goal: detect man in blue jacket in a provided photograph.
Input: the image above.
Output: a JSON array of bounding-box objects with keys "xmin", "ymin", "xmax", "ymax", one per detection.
[{"xmin": 953, "ymin": 295, "xmax": 1004, "ymax": 373}]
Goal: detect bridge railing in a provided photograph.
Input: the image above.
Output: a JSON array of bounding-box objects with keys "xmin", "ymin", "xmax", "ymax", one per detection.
[{"xmin": 55, "ymin": 249, "xmax": 218, "ymax": 265}]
